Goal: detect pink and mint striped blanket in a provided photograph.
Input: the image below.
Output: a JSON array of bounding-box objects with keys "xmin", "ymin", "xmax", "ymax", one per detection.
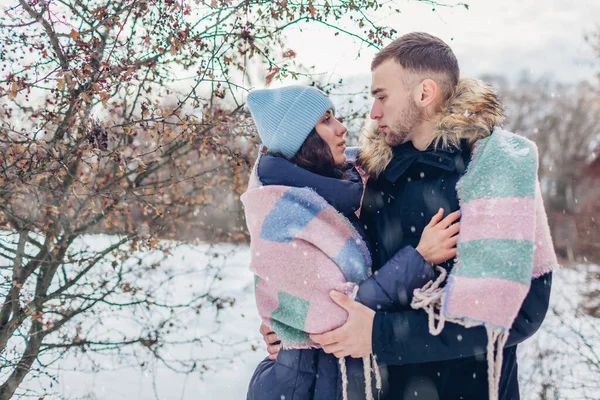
[
  {"xmin": 241, "ymin": 155, "xmax": 372, "ymax": 349},
  {"xmin": 413, "ymin": 128, "xmax": 558, "ymax": 400}
]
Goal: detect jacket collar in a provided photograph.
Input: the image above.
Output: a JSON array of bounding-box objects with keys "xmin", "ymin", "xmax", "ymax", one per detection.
[
  {"xmin": 358, "ymin": 78, "xmax": 505, "ymax": 179},
  {"xmin": 383, "ymin": 141, "xmax": 463, "ymax": 183},
  {"xmin": 258, "ymin": 154, "xmax": 364, "ymax": 215}
]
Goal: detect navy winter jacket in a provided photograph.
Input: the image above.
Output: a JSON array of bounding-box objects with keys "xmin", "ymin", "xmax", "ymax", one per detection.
[{"xmin": 360, "ymin": 140, "xmax": 553, "ymax": 400}]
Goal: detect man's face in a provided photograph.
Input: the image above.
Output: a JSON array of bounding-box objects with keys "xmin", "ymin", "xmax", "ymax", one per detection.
[{"xmin": 370, "ymin": 59, "xmax": 422, "ymax": 146}]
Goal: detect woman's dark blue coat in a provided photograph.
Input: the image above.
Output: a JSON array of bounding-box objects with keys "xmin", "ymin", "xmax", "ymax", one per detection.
[{"xmin": 247, "ymin": 154, "xmax": 434, "ymax": 400}]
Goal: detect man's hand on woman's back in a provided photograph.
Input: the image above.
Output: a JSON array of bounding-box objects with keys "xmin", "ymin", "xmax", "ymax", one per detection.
[{"xmin": 260, "ymin": 323, "xmax": 281, "ymax": 360}]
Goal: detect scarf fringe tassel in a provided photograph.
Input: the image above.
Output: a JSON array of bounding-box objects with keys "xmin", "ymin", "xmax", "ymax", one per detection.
[
  {"xmin": 411, "ymin": 266, "xmax": 509, "ymax": 400},
  {"xmin": 339, "ymin": 353, "xmax": 382, "ymax": 400}
]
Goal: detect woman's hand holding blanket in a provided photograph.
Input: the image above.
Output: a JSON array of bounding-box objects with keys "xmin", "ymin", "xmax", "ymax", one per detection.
[{"xmin": 416, "ymin": 208, "xmax": 461, "ymax": 265}]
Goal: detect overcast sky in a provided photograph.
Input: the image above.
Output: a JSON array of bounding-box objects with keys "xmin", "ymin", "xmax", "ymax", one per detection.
[{"xmin": 279, "ymin": 0, "xmax": 600, "ymax": 86}]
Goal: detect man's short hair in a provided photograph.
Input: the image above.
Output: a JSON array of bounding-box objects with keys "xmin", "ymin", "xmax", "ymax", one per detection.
[{"xmin": 372, "ymin": 32, "xmax": 460, "ymax": 101}]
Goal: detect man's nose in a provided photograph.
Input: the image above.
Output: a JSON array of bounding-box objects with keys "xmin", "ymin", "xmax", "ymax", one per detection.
[{"xmin": 370, "ymin": 104, "xmax": 382, "ymax": 120}]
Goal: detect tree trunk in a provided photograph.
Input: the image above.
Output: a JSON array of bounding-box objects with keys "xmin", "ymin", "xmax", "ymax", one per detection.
[{"xmin": 0, "ymin": 321, "xmax": 45, "ymax": 400}]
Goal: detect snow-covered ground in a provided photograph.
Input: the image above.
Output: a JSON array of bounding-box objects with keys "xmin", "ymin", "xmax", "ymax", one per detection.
[
  {"xmin": 47, "ymin": 242, "xmax": 266, "ymax": 400},
  {"xmin": 12, "ymin": 240, "xmax": 600, "ymax": 399}
]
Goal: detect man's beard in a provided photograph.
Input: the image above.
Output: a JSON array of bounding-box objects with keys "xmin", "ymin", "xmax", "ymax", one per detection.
[{"xmin": 384, "ymin": 99, "xmax": 422, "ymax": 147}]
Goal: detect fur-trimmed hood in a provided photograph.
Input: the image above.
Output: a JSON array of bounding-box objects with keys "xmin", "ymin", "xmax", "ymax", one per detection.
[{"xmin": 358, "ymin": 78, "xmax": 505, "ymax": 178}]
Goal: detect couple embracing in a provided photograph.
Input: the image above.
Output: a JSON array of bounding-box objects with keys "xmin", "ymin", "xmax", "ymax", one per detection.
[{"xmin": 241, "ymin": 32, "xmax": 557, "ymax": 400}]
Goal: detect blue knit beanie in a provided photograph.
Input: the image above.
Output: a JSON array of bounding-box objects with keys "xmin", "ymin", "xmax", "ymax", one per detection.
[{"xmin": 247, "ymin": 86, "xmax": 335, "ymax": 159}]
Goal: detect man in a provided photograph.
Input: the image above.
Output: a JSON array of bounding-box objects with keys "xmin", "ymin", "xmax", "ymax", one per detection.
[{"xmin": 263, "ymin": 32, "xmax": 553, "ymax": 399}]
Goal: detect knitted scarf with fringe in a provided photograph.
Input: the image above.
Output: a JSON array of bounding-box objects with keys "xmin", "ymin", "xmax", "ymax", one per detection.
[
  {"xmin": 241, "ymin": 152, "xmax": 381, "ymax": 400},
  {"xmin": 412, "ymin": 128, "xmax": 558, "ymax": 400}
]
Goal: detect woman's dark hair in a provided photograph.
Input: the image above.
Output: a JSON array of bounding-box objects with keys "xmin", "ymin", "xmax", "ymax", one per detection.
[{"xmin": 266, "ymin": 129, "xmax": 345, "ymax": 178}]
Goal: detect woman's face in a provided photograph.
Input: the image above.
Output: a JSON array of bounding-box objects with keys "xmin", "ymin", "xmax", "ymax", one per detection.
[{"xmin": 315, "ymin": 109, "xmax": 347, "ymax": 166}]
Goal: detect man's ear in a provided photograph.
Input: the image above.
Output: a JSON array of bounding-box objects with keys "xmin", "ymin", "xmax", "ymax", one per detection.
[{"xmin": 415, "ymin": 78, "xmax": 438, "ymax": 109}]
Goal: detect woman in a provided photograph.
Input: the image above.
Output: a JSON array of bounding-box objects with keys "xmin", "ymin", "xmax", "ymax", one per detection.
[{"xmin": 241, "ymin": 86, "xmax": 459, "ymax": 400}]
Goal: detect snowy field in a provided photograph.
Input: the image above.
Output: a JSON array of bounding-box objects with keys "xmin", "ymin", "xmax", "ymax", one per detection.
[{"xmin": 11, "ymin": 239, "xmax": 600, "ymax": 399}]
